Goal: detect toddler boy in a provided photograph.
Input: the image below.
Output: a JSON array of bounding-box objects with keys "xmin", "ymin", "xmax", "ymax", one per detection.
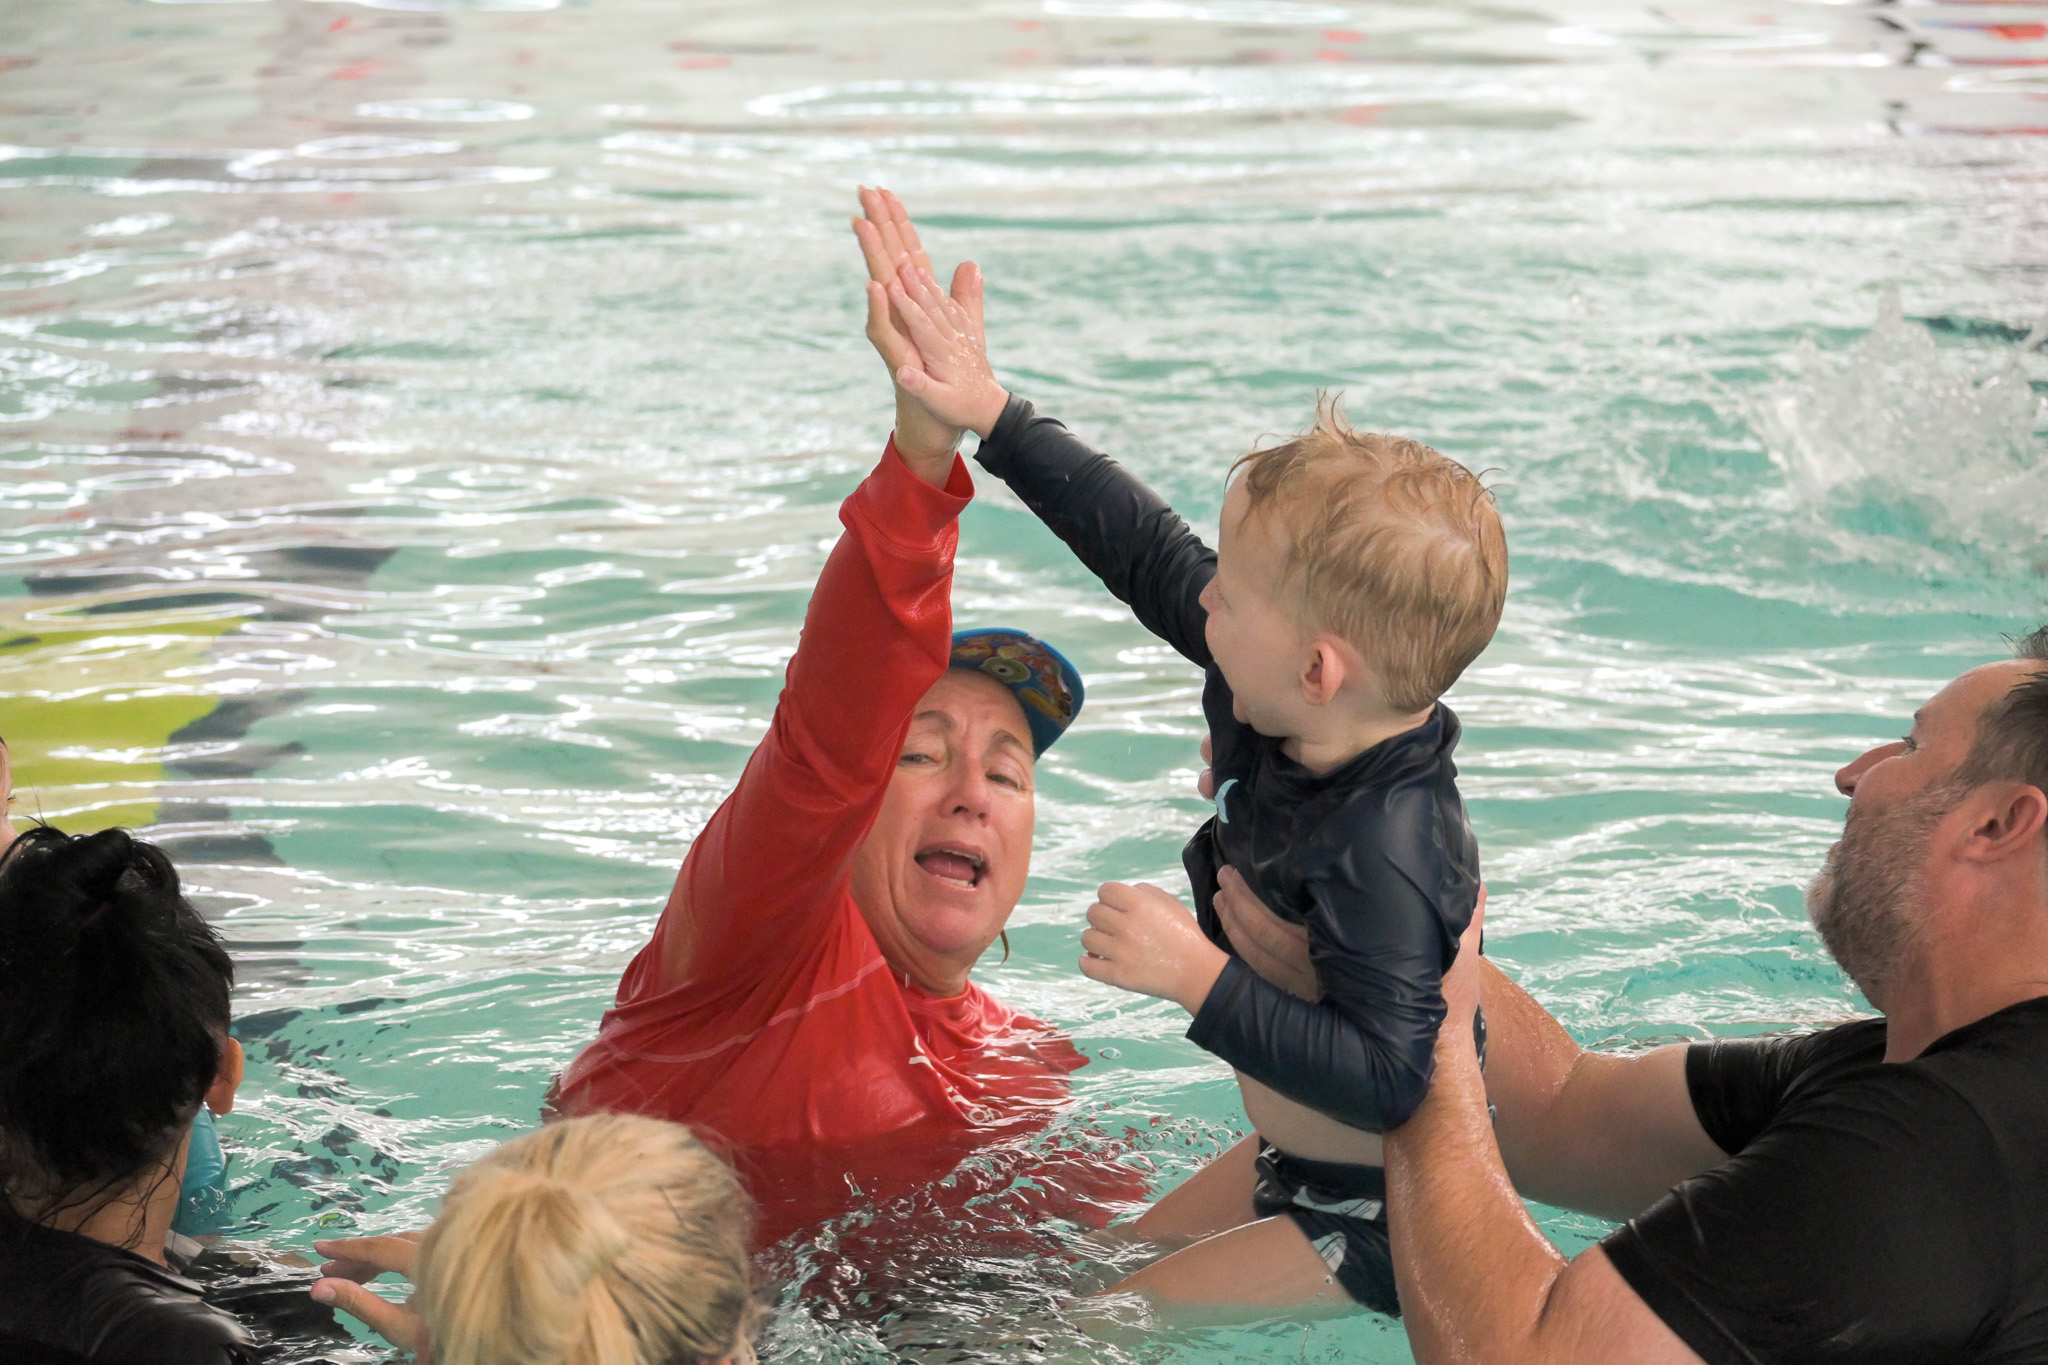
[{"xmin": 871, "ymin": 237, "xmax": 1506, "ymax": 1314}]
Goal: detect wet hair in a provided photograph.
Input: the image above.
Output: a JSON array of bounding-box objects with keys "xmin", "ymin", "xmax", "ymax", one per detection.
[
  {"xmin": 414, "ymin": 1115, "xmax": 758, "ymax": 1365},
  {"xmin": 0, "ymin": 825, "xmax": 233, "ymax": 1221},
  {"xmin": 1955, "ymin": 624, "xmax": 2048, "ymax": 799},
  {"xmin": 1232, "ymin": 395, "xmax": 1508, "ymax": 713}
]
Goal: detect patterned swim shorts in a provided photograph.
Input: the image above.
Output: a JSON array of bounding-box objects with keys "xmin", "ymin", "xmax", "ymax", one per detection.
[{"xmin": 1248, "ymin": 1005, "xmax": 1488, "ymax": 1313}]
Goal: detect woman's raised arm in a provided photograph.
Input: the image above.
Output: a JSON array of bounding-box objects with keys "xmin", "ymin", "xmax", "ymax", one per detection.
[
  {"xmin": 619, "ymin": 194, "xmax": 984, "ymax": 994},
  {"xmin": 639, "ymin": 440, "xmax": 971, "ymax": 994}
]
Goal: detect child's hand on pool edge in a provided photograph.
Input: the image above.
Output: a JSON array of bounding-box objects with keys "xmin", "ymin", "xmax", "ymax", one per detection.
[{"xmin": 1080, "ymin": 880, "xmax": 1230, "ymax": 1013}]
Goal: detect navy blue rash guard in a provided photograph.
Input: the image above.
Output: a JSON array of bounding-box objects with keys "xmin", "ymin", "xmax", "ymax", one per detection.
[{"xmin": 975, "ymin": 395, "xmax": 1481, "ymax": 1132}]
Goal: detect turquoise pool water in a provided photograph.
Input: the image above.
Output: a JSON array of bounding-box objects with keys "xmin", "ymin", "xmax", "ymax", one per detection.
[{"xmin": 3, "ymin": 0, "xmax": 2045, "ymax": 1359}]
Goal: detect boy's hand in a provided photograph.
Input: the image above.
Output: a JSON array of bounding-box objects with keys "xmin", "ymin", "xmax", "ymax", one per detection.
[
  {"xmin": 1080, "ymin": 881, "xmax": 1229, "ymax": 1013},
  {"xmin": 886, "ymin": 258, "xmax": 1008, "ymax": 440},
  {"xmin": 854, "ymin": 187, "xmax": 978, "ymax": 478}
]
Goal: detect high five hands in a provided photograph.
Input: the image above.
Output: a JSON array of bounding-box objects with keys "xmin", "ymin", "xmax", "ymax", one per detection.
[{"xmin": 852, "ymin": 188, "xmax": 1009, "ymax": 478}]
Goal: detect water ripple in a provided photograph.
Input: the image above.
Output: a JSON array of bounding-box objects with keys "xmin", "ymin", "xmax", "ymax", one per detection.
[{"xmin": 1, "ymin": 0, "xmax": 2044, "ymax": 1360}]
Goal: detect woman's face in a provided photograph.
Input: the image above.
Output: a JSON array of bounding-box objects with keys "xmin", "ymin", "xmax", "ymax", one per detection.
[{"xmin": 850, "ymin": 669, "xmax": 1037, "ymax": 997}]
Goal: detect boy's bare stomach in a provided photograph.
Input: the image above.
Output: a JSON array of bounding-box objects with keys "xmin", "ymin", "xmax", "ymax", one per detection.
[{"xmin": 1238, "ymin": 1071, "xmax": 1385, "ymax": 1167}]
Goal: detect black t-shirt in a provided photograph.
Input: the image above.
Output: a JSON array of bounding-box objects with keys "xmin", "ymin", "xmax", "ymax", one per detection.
[
  {"xmin": 0, "ymin": 1209, "xmax": 257, "ymax": 1365},
  {"xmin": 1604, "ymin": 996, "xmax": 2048, "ymax": 1365}
]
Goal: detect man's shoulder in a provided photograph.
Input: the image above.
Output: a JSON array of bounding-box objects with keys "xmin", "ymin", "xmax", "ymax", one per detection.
[
  {"xmin": 1917, "ymin": 993, "xmax": 2048, "ymax": 1071},
  {"xmin": 1613, "ymin": 999, "xmax": 2048, "ymax": 1365},
  {"xmin": 1906, "ymin": 995, "xmax": 2048, "ymax": 1150},
  {"xmin": 1714, "ymin": 1004, "xmax": 2045, "ymax": 1172},
  {"xmin": 1780, "ymin": 996, "xmax": 2048, "ymax": 1119},
  {"xmin": 1693, "ymin": 1014, "xmax": 1886, "ymax": 1088}
]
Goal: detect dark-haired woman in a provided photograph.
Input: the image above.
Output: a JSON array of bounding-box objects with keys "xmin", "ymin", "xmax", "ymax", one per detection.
[{"xmin": 0, "ymin": 801, "xmax": 255, "ymax": 1365}]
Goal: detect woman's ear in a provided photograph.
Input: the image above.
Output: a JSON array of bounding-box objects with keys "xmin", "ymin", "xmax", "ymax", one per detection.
[{"xmin": 206, "ymin": 1036, "xmax": 244, "ymax": 1117}]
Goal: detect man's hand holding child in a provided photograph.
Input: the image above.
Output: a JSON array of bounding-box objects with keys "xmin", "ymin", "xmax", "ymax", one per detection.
[{"xmin": 1080, "ymin": 880, "xmax": 1230, "ymax": 1013}]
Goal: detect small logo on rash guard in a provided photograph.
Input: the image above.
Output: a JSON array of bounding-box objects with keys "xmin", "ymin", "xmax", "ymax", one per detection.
[{"xmin": 1215, "ymin": 778, "xmax": 1239, "ymax": 824}]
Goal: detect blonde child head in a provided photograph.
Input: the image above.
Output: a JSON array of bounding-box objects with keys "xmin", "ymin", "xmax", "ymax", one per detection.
[
  {"xmin": 413, "ymin": 1114, "xmax": 756, "ymax": 1365},
  {"xmin": 1229, "ymin": 396, "xmax": 1507, "ymax": 715}
]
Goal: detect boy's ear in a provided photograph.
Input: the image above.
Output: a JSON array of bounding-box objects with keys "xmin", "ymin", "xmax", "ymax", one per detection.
[{"xmin": 1300, "ymin": 639, "xmax": 1348, "ymax": 707}]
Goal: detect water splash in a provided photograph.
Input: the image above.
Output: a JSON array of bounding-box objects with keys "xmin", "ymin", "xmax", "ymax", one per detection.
[{"xmin": 1750, "ymin": 289, "xmax": 2046, "ymax": 555}]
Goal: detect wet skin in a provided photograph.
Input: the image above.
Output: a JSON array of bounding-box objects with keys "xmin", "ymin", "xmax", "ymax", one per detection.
[{"xmin": 850, "ymin": 667, "xmax": 1036, "ymax": 998}]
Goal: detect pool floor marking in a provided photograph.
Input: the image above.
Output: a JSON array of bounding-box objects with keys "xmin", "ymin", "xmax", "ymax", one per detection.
[{"xmin": 0, "ymin": 597, "xmax": 249, "ymax": 833}]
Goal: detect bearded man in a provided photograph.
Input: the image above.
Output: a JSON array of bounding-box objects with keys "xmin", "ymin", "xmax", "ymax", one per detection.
[{"xmin": 1216, "ymin": 627, "xmax": 2048, "ymax": 1363}]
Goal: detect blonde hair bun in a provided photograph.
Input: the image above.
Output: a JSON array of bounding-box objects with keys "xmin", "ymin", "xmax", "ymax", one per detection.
[{"xmin": 415, "ymin": 1114, "xmax": 755, "ymax": 1365}]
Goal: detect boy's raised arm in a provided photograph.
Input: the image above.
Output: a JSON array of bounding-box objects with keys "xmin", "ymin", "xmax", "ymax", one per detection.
[{"xmin": 974, "ymin": 398, "xmax": 1215, "ymax": 669}]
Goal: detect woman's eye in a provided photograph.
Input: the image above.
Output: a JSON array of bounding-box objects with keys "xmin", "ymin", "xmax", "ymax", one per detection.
[{"xmin": 900, "ymin": 750, "xmax": 936, "ymax": 765}]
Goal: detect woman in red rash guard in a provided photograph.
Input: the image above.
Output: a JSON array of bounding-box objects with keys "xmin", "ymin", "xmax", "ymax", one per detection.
[{"xmin": 552, "ymin": 194, "xmax": 1115, "ymax": 1242}]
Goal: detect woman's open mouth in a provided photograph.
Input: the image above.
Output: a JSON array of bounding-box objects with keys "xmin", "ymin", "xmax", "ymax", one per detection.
[{"xmin": 914, "ymin": 844, "xmax": 986, "ymax": 889}]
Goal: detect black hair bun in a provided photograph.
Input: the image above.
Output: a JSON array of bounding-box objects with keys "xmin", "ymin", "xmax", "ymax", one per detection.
[{"xmin": 0, "ymin": 825, "xmax": 235, "ymax": 1217}]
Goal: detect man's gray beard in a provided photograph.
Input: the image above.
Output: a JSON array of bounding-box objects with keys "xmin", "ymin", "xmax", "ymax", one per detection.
[{"xmin": 1805, "ymin": 782, "xmax": 1957, "ymax": 1007}]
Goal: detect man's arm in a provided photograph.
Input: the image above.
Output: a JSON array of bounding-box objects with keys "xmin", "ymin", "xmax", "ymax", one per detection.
[
  {"xmin": 1478, "ymin": 964, "xmax": 1729, "ymax": 1220},
  {"xmin": 1385, "ymin": 914, "xmax": 1708, "ymax": 1365},
  {"xmin": 1386, "ymin": 998, "xmax": 1709, "ymax": 1365}
]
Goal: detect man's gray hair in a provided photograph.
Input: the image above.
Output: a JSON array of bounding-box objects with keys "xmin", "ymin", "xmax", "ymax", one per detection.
[{"xmin": 1956, "ymin": 624, "xmax": 2048, "ymax": 796}]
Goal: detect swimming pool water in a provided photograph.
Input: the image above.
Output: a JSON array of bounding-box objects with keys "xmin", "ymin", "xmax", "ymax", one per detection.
[{"xmin": 2, "ymin": 0, "xmax": 2045, "ymax": 1359}]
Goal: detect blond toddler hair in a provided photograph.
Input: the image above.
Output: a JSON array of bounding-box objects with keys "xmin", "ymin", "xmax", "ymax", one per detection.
[
  {"xmin": 413, "ymin": 1114, "xmax": 757, "ymax": 1365},
  {"xmin": 1235, "ymin": 397, "xmax": 1507, "ymax": 713}
]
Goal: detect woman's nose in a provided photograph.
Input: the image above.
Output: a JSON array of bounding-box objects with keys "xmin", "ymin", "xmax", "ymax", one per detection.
[
  {"xmin": 945, "ymin": 764, "xmax": 993, "ymax": 819},
  {"xmin": 1836, "ymin": 740, "xmax": 1905, "ymax": 796}
]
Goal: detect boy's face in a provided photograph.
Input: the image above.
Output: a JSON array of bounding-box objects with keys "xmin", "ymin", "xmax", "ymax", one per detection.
[{"xmin": 1199, "ymin": 474, "xmax": 1315, "ymax": 737}]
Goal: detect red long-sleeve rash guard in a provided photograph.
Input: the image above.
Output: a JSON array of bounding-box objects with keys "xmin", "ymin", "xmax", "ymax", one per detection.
[{"xmin": 554, "ymin": 443, "xmax": 1086, "ymax": 1226}]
